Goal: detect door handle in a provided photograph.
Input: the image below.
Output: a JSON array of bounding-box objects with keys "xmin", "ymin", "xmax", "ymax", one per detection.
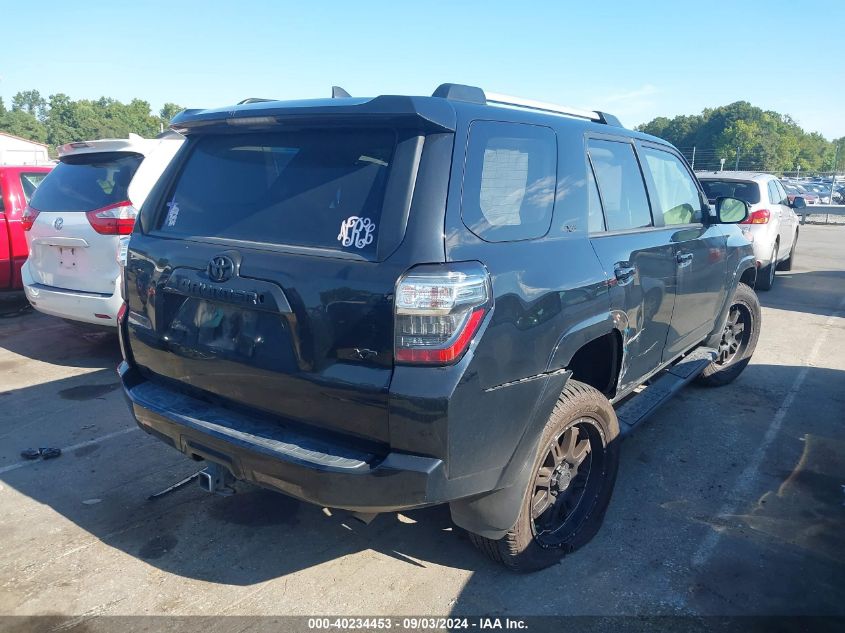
[
  {"xmin": 614, "ymin": 263, "xmax": 636, "ymax": 286},
  {"xmin": 676, "ymin": 252, "xmax": 694, "ymax": 267}
]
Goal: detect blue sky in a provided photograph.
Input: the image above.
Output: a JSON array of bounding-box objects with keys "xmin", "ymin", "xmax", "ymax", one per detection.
[{"xmin": 3, "ymin": 0, "xmax": 843, "ymax": 139}]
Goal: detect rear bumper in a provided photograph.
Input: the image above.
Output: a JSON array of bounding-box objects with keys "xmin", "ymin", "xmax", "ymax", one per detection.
[
  {"xmin": 22, "ymin": 265, "xmax": 121, "ymax": 326},
  {"xmin": 119, "ymin": 362, "xmax": 455, "ymax": 512}
]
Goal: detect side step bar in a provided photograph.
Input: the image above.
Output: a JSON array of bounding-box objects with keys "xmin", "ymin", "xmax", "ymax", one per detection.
[{"xmin": 615, "ymin": 347, "xmax": 717, "ymax": 436}]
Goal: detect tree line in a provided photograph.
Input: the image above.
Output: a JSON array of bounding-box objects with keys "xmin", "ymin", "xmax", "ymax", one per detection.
[
  {"xmin": 1, "ymin": 89, "xmax": 843, "ymax": 173},
  {"xmin": 637, "ymin": 101, "xmax": 844, "ymax": 174},
  {"xmin": 0, "ymin": 90, "xmax": 182, "ymax": 155}
]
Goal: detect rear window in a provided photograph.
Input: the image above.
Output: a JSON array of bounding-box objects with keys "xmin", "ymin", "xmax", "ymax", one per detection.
[
  {"xmin": 157, "ymin": 130, "xmax": 396, "ymax": 257},
  {"xmin": 20, "ymin": 172, "xmax": 48, "ymax": 203},
  {"xmin": 699, "ymin": 179, "xmax": 761, "ymax": 205},
  {"xmin": 29, "ymin": 152, "xmax": 142, "ymax": 212}
]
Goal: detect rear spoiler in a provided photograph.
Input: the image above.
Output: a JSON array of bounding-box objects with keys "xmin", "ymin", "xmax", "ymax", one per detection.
[{"xmin": 170, "ymin": 96, "xmax": 458, "ymax": 134}]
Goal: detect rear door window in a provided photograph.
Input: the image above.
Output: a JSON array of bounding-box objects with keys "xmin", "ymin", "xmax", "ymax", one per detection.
[
  {"xmin": 29, "ymin": 153, "xmax": 142, "ymax": 212},
  {"xmin": 587, "ymin": 139, "xmax": 652, "ymax": 231},
  {"xmin": 461, "ymin": 121, "xmax": 557, "ymax": 242},
  {"xmin": 157, "ymin": 130, "xmax": 396, "ymax": 258}
]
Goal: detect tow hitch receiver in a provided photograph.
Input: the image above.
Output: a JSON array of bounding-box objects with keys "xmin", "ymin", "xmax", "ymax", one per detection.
[{"xmin": 198, "ymin": 462, "xmax": 236, "ymax": 496}]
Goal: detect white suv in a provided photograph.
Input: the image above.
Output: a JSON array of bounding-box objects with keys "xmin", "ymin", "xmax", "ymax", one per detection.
[
  {"xmin": 22, "ymin": 132, "xmax": 183, "ymax": 327},
  {"xmin": 697, "ymin": 171, "xmax": 801, "ymax": 291}
]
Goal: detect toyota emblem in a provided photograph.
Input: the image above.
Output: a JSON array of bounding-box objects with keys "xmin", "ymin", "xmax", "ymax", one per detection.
[
  {"xmin": 53, "ymin": 217, "xmax": 64, "ymax": 230},
  {"xmin": 207, "ymin": 255, "xmax": 235, "ymax": 282}
]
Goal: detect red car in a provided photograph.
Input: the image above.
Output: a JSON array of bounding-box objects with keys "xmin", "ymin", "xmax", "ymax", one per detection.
[{"xmin": 0, "ymin": 165, "xmax": 52, "ymax": 291}]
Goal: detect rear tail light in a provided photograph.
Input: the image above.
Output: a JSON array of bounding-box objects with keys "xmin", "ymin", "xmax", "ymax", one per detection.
[
  {"xmin": 741, "ymin": 209, "xmax": 770, "ymax": 225},
  {"xmin": 394, "ymin": 263, "xmax": 491, "ymax": 365},
  {"xmin": 21, "ymin": 206, "xmax": 40, "ymax": 231},
  {"xmin": 86, "ymin": 201, "xmax": 137, "ymax": 235}
]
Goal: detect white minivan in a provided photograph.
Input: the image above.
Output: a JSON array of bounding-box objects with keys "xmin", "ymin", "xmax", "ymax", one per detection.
[{"xmin": 22, "ymin": 132, "xmax": 183, "ymax": 327}]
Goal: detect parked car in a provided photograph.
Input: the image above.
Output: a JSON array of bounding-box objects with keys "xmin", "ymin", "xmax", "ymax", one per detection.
[
  {"xmin": 118, "ymin": 84, "xmax": 760, "ymax": 572},
  {"xmin": 781, "ymin": 181, "xmax": 819, "ymax": 205},
  {"xmin": 0, "ymin": 164, "xmax": 52, "ymax": 292},
  {"xmin": 800, "ymin": 182, "xmax": 831, "ymax": 204},
  {"xmin": 22, "ymin": 133, "xmax": 183, "ymax": 327},
  {"xmin": 697, "ymin": 173, "xmax": 800, "ymax": 290}
]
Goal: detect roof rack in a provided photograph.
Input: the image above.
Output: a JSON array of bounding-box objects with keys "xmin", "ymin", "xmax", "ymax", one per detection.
[
  {"xmin": 431, "ymin": 83, "xmax": 622, "ymax": 126},
  {"xmin": 237, "ymin": 98, "xmax": 275, "ymax": 105}
]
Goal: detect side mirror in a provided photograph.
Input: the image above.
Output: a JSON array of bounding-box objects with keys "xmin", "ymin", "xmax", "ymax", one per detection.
[
  {"xmin": 715, "ymin": 196, "xmax": 748, "ymax": 224},
  {"xmin": 790, "ymin": 196, "xmax": 807, "ymax": 210}
]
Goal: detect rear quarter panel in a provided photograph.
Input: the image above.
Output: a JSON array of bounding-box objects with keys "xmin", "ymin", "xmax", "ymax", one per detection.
[{"xmin": 439, "ymin": 113, "xmax": 611, "ymax": 478}]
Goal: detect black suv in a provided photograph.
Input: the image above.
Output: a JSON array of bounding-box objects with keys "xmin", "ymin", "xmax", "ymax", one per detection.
[{"xmin": 118, "ymin": 84, "xmax": 760, "ymax": 571}]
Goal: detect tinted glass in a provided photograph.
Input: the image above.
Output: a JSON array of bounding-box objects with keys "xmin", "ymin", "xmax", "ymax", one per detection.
[
  {"xmin": 641, "ymin": 147, "xmax": 701, "ymax": 226},
  {"xmin": 774, "ymin": 180, "xmax": 788, "ymax": 204},
  {"xmin": 20, "ymin": 172, "xmax": 48, "ymax": 203},
  {"xmin": 767, "ymin": 181, "xmax": 780, "ymax": 204},
  {"xmin": 699, "ymin": 179, "xmax": 761, "ymax": 204},
  {"xmin": 29, "ymin": 153, "xmax": 142, "ymax": 212},
  {"xmin": 587, "ymin": 139, "xmax": 652, "ymax": 231},
  {"xmin": 461, "ymin": 121, "xmax": 557, "ymax": 242},
  {"xmin": 158, "ymin": 130, "xmax": 395, "ymax": 257}
]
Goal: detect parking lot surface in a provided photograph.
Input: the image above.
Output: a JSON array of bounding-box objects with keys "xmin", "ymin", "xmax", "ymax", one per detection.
[{"xmin": 1, "ymin": 225, "xmax": 843, "ymax": 620}]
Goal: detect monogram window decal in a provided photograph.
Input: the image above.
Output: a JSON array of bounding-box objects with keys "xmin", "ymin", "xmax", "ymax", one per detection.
[{"xmin": 337, "ymin": 216, "xmax": 375, "ymax": 249}]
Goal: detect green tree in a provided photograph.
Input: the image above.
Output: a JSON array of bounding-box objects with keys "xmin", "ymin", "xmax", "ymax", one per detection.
[
  {"xmin": 11, "ymin": 90, "xmax": 47, "ymax": 121},
  {"xmin": 159, "ymin": 103, "xmax": 184, "ymax": 127}
]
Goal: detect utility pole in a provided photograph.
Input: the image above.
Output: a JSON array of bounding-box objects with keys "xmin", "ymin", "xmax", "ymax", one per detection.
[
  {"xmin": 830, "ymin": 144, "xmax": 839, "ymax": 202},
  {"xmin": 691, "ymin": 146, "xmax": 696, "ymax": 170},
  {"xmin": 735, "ymin": 145, "xmax": 740, "ymax": 171},
  {"xmin": 796, "ymin": 163, "xmax": 801, "ymax": 178},
  {"xmin": 720, "ymin": 158, "xmax": 726, "ymax": 172}
]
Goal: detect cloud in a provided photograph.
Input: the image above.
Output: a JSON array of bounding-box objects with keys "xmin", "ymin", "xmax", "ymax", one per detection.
[{"xmin": 600, "ymin": 84, "xmax": 660, "ymax": 104}]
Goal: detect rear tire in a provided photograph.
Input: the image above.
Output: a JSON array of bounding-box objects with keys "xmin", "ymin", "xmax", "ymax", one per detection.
[
  {"xmin": 777, "ymin": 234, "xmax": 797, "ymax": 271},
  {"xmin": 696, "ymin": 282, "xmax": 760, "ymax": 387},
  {"xmin": 756, "ymin": 243, "xmax": 778, "ymax": 291},
  {"xmin": 468, "ymin": 380, "xmax": 620, "ymax": 572}
]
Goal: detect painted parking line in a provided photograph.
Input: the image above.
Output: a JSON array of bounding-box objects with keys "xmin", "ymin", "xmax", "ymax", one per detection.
[
  {"xmin": 692, "ymin": 294, "xmax": 845, "ymax": 568},
  {"xmin": 0, "ymin": 426, "xmax": 140, "ymax": 476}
]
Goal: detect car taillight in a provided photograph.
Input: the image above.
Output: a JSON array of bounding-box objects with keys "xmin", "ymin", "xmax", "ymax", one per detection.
[
  {"xmin": 394, "ymin": 263, "xmax": 491, "ymax": 365},
  {"xmin": 85, "ymin": 201, "xmax": 137, "ymax": 235},
  {"xmin": 741, "ymin": 209, "xmax": 770, "ymax": 225},
  {"xmin": 21, "ymin": 206, "xmax": 40, "ymax": 231}
]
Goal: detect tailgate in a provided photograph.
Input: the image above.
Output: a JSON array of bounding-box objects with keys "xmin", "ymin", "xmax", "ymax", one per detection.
[{"xmin": 124, "ymin": 125, "xmax": 443, "ymax": 444}]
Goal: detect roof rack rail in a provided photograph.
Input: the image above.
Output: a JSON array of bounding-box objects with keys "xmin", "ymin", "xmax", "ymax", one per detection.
[
  {"xmin": 332, "ymin": 86, "xmax": 351, "ymax": 98},
  {"xmin": 431, "ymin": 83, "xmax": 622, "ymax": 126},
  {"xmin": 237, "ymin": 98, "xmax": 275, "ymax": 105}
]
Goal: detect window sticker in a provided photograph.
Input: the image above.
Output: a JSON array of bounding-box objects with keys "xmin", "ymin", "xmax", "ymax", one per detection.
[
  {"xmin": 337, "ymin": 216, "xmax": 375, "ymax": 249},
  {"xmin": 165, "ymin": 200, "xmax": 180, "ymax": 227}
]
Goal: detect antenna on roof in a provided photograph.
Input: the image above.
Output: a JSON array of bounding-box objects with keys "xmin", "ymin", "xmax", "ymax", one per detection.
[{"xmin": 332, "ymin": 86, "xmax": 351, "ymax": 98}]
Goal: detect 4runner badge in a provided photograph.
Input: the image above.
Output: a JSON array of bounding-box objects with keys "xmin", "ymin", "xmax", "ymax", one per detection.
[{"xmin": 337, "ymin": 216, "xmax": 375, "ymax": 249}]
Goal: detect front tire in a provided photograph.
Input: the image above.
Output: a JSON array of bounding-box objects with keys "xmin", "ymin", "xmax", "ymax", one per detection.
[
  {"xmin": 468, "ymin": 380, "xmax": 620, "ymax": 572},
  {"xmin": 696, "ymin": 282, "xmax": 761, "ymax": 387}
]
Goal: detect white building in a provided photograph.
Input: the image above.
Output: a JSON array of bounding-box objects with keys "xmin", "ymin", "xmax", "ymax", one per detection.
[{"xmin": 0, "ymin": 132, "xmax": 51, "ymax": 165}]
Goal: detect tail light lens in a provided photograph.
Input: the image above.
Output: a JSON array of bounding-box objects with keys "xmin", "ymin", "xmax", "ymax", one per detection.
[
  {"xmin": 741, "ymin": 209, "xmax": 770, "ymax": 225},
  {"xmin": 86, "ymin": 201, "xmax": 138, "ymax": 235},
  {"xmin": 394, "ymin": 263, "xmax": 491, "ymax": 365},
  {"xmin": 21, "ymin": 206, "xmax": 40, "ymax": 231}
]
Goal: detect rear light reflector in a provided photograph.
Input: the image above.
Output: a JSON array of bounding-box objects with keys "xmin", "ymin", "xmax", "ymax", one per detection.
[
  {"xmin": 94, "ymin": 313, "xmax": 112, "ymax": 320},
  {"xmin": 86, "ymin": 201, "xmax": 138, "ymax": 235},
  {"xmin": 21, "ymin": 206, "xmax": 40, "ymax": 231},
  {"xmin": 741, "ymin": 209, "xmax": 770, "ymax": 225},
  {"xmin": 394, "ymin": 263, "xmax": 491, "ymax": 366}
]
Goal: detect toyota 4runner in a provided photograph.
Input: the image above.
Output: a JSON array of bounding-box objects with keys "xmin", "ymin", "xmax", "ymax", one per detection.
[{"xmin": 118, "ymin": 84, "xmax": 760, "ymax": 571}]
